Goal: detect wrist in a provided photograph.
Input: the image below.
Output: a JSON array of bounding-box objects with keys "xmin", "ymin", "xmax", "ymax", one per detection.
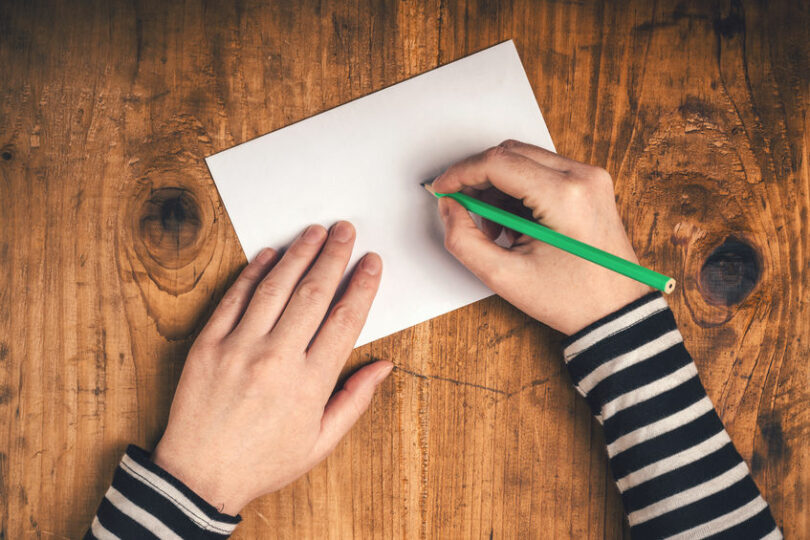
[
  {"xmin": 567, "ymin": 282, "xmax": 654, "ymax": 336},
  {"xmin": 152, "ymin": 440, "xmax": 246, "ymax": 516}
]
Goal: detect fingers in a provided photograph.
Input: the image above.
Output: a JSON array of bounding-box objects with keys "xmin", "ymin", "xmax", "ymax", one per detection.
[
  {"xmin": 476, "ymin": 187, "xmax": 535, "ymax": 244},
  {"xmin": 431, "ymin": 145, "xmax": 567, "ymax": 208},
  {"xmin": 438, "ymin": 197, "xmax": 519, "ymax": 289},
  {"xmin": 497, "ymin": 139, "xmax": 579, "ymax": 172},
  {"xmin": 310, "ymin": 360, "xmax": 393, "ymax": 461},
  {"xmin": 270, "ymin": 221, "xmax": 357, "ymax": 349},
  {"xmin": 199, "ymin": 248, "xmax": 279, "ymax": 341},
  {"xmin": 307, "ymin": 252, "xmax": 382, "ymax": 387},
  {"xmin": 233, "ymin": 225, "xmax": 328, "ymax": 338}
]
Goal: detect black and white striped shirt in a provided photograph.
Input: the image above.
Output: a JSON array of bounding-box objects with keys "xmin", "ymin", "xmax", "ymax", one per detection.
[
  {"xmin": 86, "ymin": 293, "xmax": 780, "ymax": 539},
  {"xmin": 563, "ymin": 293, "xmax": 780, "ymax": 538},
  {"xmin": 86, "ymin": 445, "xmax": 239, "ymax": 539}
]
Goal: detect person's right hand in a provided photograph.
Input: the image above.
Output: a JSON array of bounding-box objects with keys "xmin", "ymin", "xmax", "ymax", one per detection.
[{"xmin": 432, "ymin": 139, "xmax": 652, "ymax": 335}]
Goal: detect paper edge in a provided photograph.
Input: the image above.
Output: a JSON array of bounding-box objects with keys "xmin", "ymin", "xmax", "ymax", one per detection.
[{"xmin": 204, "ymin": 40, "xmax": 518, "ymax": 163}]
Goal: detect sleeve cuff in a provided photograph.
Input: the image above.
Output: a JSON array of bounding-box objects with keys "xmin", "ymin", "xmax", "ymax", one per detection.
[
  {"xmin": 123, "ymin": 445, "xmax": 241, "ymax": 526},
  {"xmin": 88, "ymin": 445, "xmax": 240, "ymax": 539},
  {"xmin": 562, "ymin": 292, "xmax": 668, "ymax": 356},
  {"xmin": 560, "ymin": 293, "xmax": 688, "ymax": 413}
]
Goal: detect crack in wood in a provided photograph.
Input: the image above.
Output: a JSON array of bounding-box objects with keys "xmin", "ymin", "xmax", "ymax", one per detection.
[{"xmin": 393, "ymin": 364, "xmax": 554, "ymax": 399}]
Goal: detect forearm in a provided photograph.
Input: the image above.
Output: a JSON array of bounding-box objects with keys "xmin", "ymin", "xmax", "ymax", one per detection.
[
  {"xmin": 85, "ymin": 446, "xmax": 240, "ymax": 540},
  {"xmin": 563, "ymin": 293, "xmax": 780, "ymax": 539}
]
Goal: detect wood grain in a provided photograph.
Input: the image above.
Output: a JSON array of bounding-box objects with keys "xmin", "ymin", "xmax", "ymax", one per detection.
[{"xmin": 1, "ymin": 0, "xmax": 808, "ymax": 538}]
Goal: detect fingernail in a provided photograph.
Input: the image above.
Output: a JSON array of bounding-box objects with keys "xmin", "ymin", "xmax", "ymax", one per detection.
[
  {"xmin": 255, "ymin": 248, "xmax": 274, "ymax": 264},
  {"xmin": 302, "ymin": 225, "xmax": 326, "ymax": 244},
  {"xmin": 375, "ymin": 363, "xmax": 394, "ymax": 384},
  {"xmin": 331, "ymin": 221, "xmax": 354, "ymax": 242},
  {"xmin": 361, "ymin": 253, "xmax": 381, "ymax": 275}
]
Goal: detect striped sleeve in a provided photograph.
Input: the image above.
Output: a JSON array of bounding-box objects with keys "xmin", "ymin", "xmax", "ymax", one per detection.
[
  {"xmin": 562, "ymin": 292, "xmax": 781, "ymax": 540},
  {"xmin": 84, "ymin": 445, "xmax": 241, "ymax": 539}
]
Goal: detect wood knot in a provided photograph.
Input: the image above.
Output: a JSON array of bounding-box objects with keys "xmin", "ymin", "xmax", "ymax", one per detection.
[
  {"xmin": 138, "ymin": 187, "xmax": 203, "ymax": 269},
  {"xmin": 127, "ymin": 174, "xmax": 217, "ymax": 300},
  {"xmin": 116, "ymin": 117, "xmax": 245, "ymax": 342},
  {"xmin": 699, "ymin": 237, "xmax": 760, "ymax": 305},
  {"xmin": 713, "ymin": 10, "xmax": 744, "ymax": 39},
  {"xmin": 1, "ymin": 151, "xmax": 11, "ymax": 161}
]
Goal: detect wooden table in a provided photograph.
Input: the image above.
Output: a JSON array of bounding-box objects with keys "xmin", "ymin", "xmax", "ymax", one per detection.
[{"xmin": 1, "ymin": 1, "xmax": 808, "ymax": 537}]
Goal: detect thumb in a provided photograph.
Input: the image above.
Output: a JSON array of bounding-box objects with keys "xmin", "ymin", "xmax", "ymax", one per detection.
[
  {"xmin": 311, "ymin": 360, "xmax": 393, "ymax": 460},
  {"xmin": 438, "ymin": 197, "xmax": 516, "ymax": 287}
]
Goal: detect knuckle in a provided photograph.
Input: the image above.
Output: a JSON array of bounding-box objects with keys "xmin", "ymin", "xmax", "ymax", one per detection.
[
  {"xmin": 562, "ymin": 180, "xmax": 592, "ymax": 205},
  {"xmin": 484, "ymin": 145, "xmax": 508, "ymax": 162},
  {"xmin": 255, "ymin": 278, "xmax": 288, "ymax": 302},
  {"xmin": 187, "ymin": 338, "xmax": 215, "ymax": 359},
  {"xmin": 354, "ymin": 272, "xmax": 377, "ymax": 291},
  {"xmin": 218, "ymin": 289, "xmax": 241, "ymax": 308},
  {"xmin": 588, "ymin": 166, "xmax": 614, "ymax": 188},
  {"xmin": 296, "ymin": 279, "xmax": 327, "ymax": 305},
  {"xmin": 322, "ymin": 240, "xmax": 350, "ymax": 258},
  {"xmin": 218, "ymin": 338, "xmax": 249, "ymax": 360},
  {"xmin": 242, "ymin": 360, "xmax": 273, "ymax": 384},
  {"xmin": 499, "ymin": 139, "xmax": 520, "ymax": 149},
  {"xmin": 236, "ymin": 349, "xmax": 288, "ymax": 381},
  {"xmin": 241, "ymin": 262, "xmax": 265, "ymax": 282},
  {"xmin": 348, "ymin": 392, "xmax": 367, "ymax": 418},
  {"xmin": 562, "ymin": 169, "xmax": 615, "ymax": 211},
  {"xmin": 216, "ymin": 350, "xmax": 249, "ymax": 378},
  {"xmin": 289, "ymin": 239, "xmax": 316, "ymax": 257},
  {"xmin": 444, "ymin": 229, "xmax": 462, "ymax": 254},
  {"xmin": 482, "ymin": 263, "xmax": 506, "ymax": 289},
  {"xmin": 330, "ymin": 303, "xmax": 362, "ymax": 331},
  {"xmin": 259, "ymin": 347, "xmax": 287, "ymax": 364}
]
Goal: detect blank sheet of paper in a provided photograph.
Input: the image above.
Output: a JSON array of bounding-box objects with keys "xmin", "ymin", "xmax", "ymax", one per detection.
[{"xmin": 206, "ymin": 40, "xmax": 555, "ymax": 347}]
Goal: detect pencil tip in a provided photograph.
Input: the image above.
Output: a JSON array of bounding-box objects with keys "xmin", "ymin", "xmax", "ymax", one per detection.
[{"xmin": 421, "ymin": 181, "xmax": 437, "ymax": 196}]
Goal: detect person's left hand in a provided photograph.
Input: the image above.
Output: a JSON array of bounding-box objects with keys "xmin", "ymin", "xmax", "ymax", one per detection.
[{"xmin": 152, "ymin": 221, "xmax": 392, "ymax": 515}]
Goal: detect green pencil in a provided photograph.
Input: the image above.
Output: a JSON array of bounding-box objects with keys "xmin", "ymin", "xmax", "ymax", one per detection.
[{"xmin": 423, "ymin": 183, "xmax": 676, "ymax": 294}]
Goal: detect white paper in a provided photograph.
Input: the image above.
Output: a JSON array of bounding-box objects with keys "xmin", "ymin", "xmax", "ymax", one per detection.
[{"xmin": 206, "ymin": 40, "xmax": 555, "ymax": 347}]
